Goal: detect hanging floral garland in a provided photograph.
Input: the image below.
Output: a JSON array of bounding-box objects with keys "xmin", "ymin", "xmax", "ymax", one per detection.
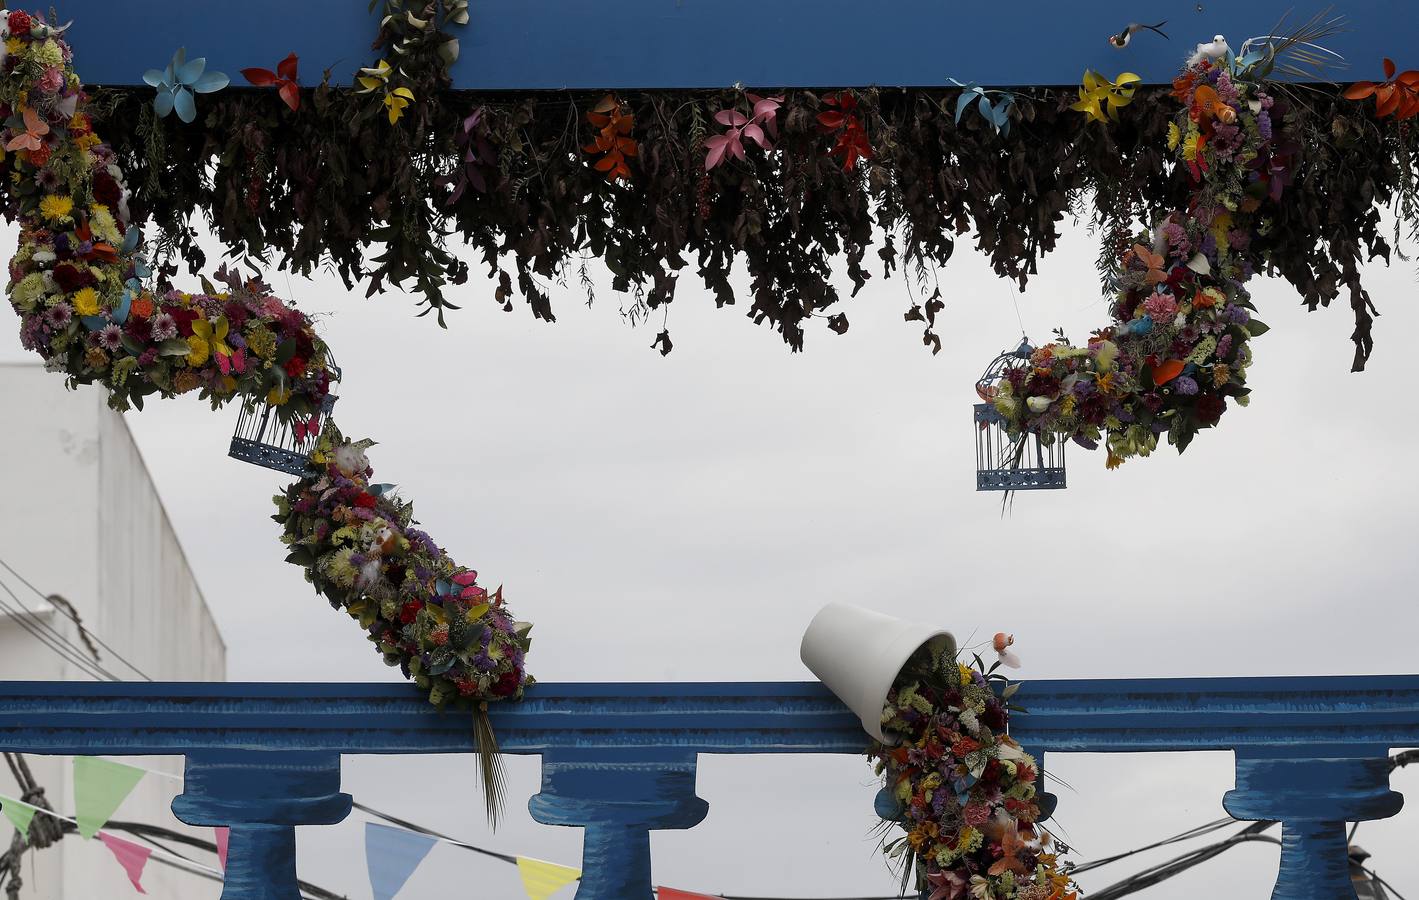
[
  {"xmin": 982, "ymin": 44, "xmax": 1290, "ymax": 469},
  {"xmin": 0, "ymin": 9, "xmax": 530, "ymax": 817}
]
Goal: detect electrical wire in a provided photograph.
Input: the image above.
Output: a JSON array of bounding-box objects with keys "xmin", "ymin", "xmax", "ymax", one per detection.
[
  {"xmin": 0, "ymin": 576, "xmax": 117, "ymax": 682},
  {"xmin": 0, "ymin": 556, "xmax": 152, "ymax": 680}
]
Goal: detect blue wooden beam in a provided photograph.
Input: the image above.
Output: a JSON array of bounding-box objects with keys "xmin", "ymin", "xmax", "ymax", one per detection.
[
  {"xmin": 2, "ymin": 677, "xmax": 1414, "ymax": 900},
  {"xmin": 49, "ymin": 1, "xmax": 1418, "ymax": 90}
]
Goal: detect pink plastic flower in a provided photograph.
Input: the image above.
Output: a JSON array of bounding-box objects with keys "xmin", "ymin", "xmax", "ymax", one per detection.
[
  {"xmin": 704, "ymin": 93, "xmax": 783, "ymax": 170},
  {"xmin": 1143, "ymin": 291, "xmax": 1178, "ymax": 323}
]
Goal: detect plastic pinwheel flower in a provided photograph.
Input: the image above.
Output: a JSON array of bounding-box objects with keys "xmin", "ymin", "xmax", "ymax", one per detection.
[
  {"xmin": 143, "ymin": 48, "xmax": 229, "ymax": 124},
  {"xmin": 384, "ymin": 87, "xmax": 415, "ymax": 124},
  {"xmin": 356, "ymin": 60, "xmax": 415, "ymax": 125},
  {"xmin": 241, "ymin": 52, "xmax": 301, "ymax": 112},
  {"xmin": 1071, "ymin": 70, "xmax": 1141, "ymax": 123},
  {"xmin": 704, "ymin": 93, "xmax": 783, "ymax": 170}
]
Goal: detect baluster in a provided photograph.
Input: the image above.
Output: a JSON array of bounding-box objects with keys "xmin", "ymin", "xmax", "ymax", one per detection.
[
  {"xmin": 528, "ymin": 750, "xmax": 708, "ymax": 900},
  {"xmin": 1223, "ymin": 753, "xmax": 1403, "ymax": 900},
  {"xmin": 171, "ymin": 751, "xmax": 351, "ymax": 900}
]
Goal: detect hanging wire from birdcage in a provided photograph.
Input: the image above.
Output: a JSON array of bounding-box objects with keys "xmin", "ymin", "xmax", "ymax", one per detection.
[
  {"xmin": 973, "ymin": 340, "xmax": 1066, "ymax": 492},
  {"xmin": 228, "ymin": 356, "xmax": 341, "ymax": 476}
]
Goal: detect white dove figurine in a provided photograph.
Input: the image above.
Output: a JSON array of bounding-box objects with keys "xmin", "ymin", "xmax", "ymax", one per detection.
[{"xmin": 1186, "ymin": 34, "xmax": 1231, "ymax": 67}]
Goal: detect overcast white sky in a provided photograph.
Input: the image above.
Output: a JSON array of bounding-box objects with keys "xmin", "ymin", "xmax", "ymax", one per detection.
[{"xmin": 3, "ymin": 211, "xmax": 1417, "ymax": 899}]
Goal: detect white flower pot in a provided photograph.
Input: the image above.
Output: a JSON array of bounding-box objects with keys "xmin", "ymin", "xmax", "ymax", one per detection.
[{"xmin": 799, "ymin": 602, "xmax": 954, "ymax": 743}]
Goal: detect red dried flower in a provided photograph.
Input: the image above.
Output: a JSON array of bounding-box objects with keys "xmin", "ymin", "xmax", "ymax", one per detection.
[
  {"xmin": 353, "ymin": 492, "xmax": 378, "ymax": 509},
  {"xmin": 398, "ymin": 600, "xmax": 422, "ymax": 624},
  {"xmin": 1195, "ymin": 392, "xmax": 1226, "ymax": 424},
  {"xmin": 492, "ymin": 670, "xmax": 521, "ymax": 696},
  {"xmin": 28, "ymin": 144, "xmax": 50, "ymax": 167},
  {"xmin": 284, "ymin": 355, "xmax": 307, "ymax": 378},
  {"xmin": 7, "ymin": 11, "xmax": 32, "ymax": 35},
  {"xmin": 93, "ymin": 172, "xmax": 122, "ymax": 211}
]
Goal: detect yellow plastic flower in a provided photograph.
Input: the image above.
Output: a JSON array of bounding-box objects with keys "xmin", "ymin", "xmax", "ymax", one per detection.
[
  {"xmin": 72, "ymin": 287, "xmax": 100, "ymax": 317},
  {"xmin": 384, "ymin": 87, "xmax": 415, "ymax": 125},
  {"xmin": 1166, "ymin": 122, "xmax": 1181, "ymax": 150},
  {"xmin": 356, "ymin": 59, "xmax": 392, "ymax": 93},
  {"xmin": 1070, "ymin": 70, "xmax": 1140, "ymax": 123},
  {"xmin": 188, "ymin": 316, "xmax": 232, "ymax": 367},
  {"xmin": 74, "ymin": 132, "xmax": 101, "ymax": 151},
  {"xmin": 38, "ymin": 194, "xmax": 75, "ymax": 224},
  {"xmin": 1182, "ymin": 129, "xmax": 1202, "ymax": 162}
]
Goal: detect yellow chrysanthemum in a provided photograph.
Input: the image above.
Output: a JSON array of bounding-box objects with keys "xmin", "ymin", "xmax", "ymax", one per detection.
[
  {"xmin": 267, "ymin": 386, "xmax": 292, "ymax": 406},
  {"xmin": 3, "ymin": 38, "xmax": 24, "ymax": 57},
  {"xmin": 72, "ymin": 287, "xmax": 100, "ymax": 317},
  {"xmin": 74, "ymin": 132, "xmax": 101, "ymax": 151},
  {"xmin": 958, "ymin": 663, "xmax": 973, "ymax": 686},
  {"xmin": 186, "ymin": 334, "xmax": 210, "ymax": 367},
  {"xmin": 1166, "ymin": 122, "xmax": 1181, "ymax": 150},
  {"xmin": 89, "ymin": 206, "xmax": 121, "ymax": 244},
  {"xmin": 1182, "ymin": 129, "xmax": 1202, "ymax": 162},
  {"xmin": 34, "ymin": 39, "xmax": 63, "ymax": 67},
  {"xmin": 38, "ymin": 194, "xmax": 75, "ymax": 224}
]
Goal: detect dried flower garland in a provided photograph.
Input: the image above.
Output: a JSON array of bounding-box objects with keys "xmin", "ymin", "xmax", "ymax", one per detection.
[
  {"xmin": 1, "ymin": 9, "xmax": 531, "ymax": 818},
  {"xmin": 871, "ymin": 637, "xmax": 1076, "ymax": 900},
  {"xmin": 985, "ymin": 47, "xmax": 1287, "ymax": 467}
]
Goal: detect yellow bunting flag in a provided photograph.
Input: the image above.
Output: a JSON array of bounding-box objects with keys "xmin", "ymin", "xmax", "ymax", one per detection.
[
  {"xmin": 516, "ymin": 856, "xmax": 580, "ymax": 900},
  {"xmin": 73, "ymin": 757, "xmax": 146, "ymax": 839},
  {"xmin": 1, "ymin": 797, "xmax": 37, "ymax": 842}
]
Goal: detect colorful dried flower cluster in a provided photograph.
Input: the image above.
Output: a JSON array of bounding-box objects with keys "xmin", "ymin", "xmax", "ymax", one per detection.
[
  {"xmin": 870, "ymin": 638, "xmax": 1076, "ymax": 900},
  {"xmin": 3, "ymin": 10, "xmax": 533, "ymax": 772},
  {"xmin": 987, "ymin": 50, "xmax": 1282, "ymax": 467},
  {"xmin": 274, "ymin": 424, "xmax": 533, "ymax": 709},
  {"xmin": 2, "ymin": 11, "xmax": 332, "ymax": 421}
]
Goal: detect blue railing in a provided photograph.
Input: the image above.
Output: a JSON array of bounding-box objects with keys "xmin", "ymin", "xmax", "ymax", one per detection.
[{"xmin": 2, "ymin": 676, "xmax": 1416, "ymax": 899}]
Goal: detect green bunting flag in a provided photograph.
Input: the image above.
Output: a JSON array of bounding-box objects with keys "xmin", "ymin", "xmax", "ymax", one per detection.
[
  {"xmin": 73, "ymin": 757, "xmax": 145, "ymax": 839},
  {"xmin": 1, "ymin": 797, "xmax": 37, "ymax": 843}
]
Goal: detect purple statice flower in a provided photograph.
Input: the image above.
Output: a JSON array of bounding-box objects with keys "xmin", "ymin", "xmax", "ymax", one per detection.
[
  {"xmin": 472, "ymin": 650, "xmax": 496, "ymax": 672},
  {"xmin": 43, "ymin": 302, "xmax": 73, "ymax": 328},
  {"xmin": 1257, "ymin": 110, "xmax": 1273, "ymax": 141},
  {"xmin": 75, "ymin": 240, "xmax": 94, "ymax": 257},
  {"xmin": 53, "ymin": 232, "xmax": 71, "ymax": 255},
  {"xmin": 1173, "ymin": 375, "xmax": 1199, "ymax": 395},
  {"xmin": 150, "ymin": 312, "xmax": 178, "ymax": 340},
  {"xmin": 137, "ymin": 348, "xmax": 158, "ymax": 367},
  {"xmin": 97, "ymin": 323, "xmax": 124, "ymax": 352},
  {"xmin": 1228, "ymin": 228, "xmax": 1251, "ymax": 251},
  {"xmin": 1225, "ymin": 305, "xmax": 1251, "ymax": 325},
  {"xmin": 227, "ymin": 331, "xmax": 247, "ymax": 350},
  {"xmin": 1200, "ymin": 232, "xmax": 1218, "ymax": 260},
  {"xmin": 1215, "ymin": 70, "xmax": 1239, "ymax": 105}
]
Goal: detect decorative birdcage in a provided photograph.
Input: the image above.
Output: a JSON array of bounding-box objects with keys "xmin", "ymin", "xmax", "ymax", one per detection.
[
  {"xmin": 973, "ymin": 341, "xmax": 1066, "ymax": 492},
  {"xmin": 228, "ymin": 358, "xmax": 341, "ymax": 476}
]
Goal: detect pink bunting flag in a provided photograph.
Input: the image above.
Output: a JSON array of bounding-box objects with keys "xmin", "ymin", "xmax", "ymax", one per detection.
[
  {"xmin": 99, "ymin": 832, "xmax": 152, "ymax": 893},
  {"xmin": 214, "ymin": 826, "xmax": 230, "ymax": 871},
  {"xmin": 657, "ymin": 889, "xmax": 719, "ymax": 899}
]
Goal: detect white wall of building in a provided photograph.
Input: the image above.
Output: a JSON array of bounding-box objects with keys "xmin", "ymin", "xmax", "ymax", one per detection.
[{"xmin": 0, "ymin": 362, "xmax": 226, "ymax": 899}]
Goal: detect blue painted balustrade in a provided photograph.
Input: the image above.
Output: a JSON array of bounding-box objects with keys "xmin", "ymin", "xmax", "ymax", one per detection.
[
  {"xmin": 49, "ymin": 0, "xmax": 1419, "ymax": 90},
  {"xmin": 1, "ymin": 676, "xmax": 1417, "ymax": 899}
]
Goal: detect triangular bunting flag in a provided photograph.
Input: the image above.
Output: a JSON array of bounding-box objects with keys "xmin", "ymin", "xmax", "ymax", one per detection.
[
  {"xmin": 73, "ymin": 757, "xmax": 145, "ymax": 839},
  {"xmin": 1, "ymin": 798, "xmax": 36, "ymax": 842},
  {"xmin": 516, "ymin": 857, "xmax": 581, "ymax": 900},
  {"xmin": 365, "ymin": 822, "xmax": 438, "ymax": 900},
  {"xmin": 657, "ymin": 889, "xmax": 720, "ymax": 899},
  {"xmin": 214, "ymin": 826, "xmax": 230, "ymax": 871},
  {"xmin": 99, "ymin": 832, "xmax": 152, "ymax": 893}
]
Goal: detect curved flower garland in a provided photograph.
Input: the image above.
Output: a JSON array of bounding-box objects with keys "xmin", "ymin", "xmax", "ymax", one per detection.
[
  {"xmin": 987, "ymin": 53, "xmax": 1282, "ymax": 467},
  {"xmin": 871, "ymin": 639, "xmax": 1075, "ymax": 900},
  {"xmin": 1, "ymin": 8, "xmax": 532, "ymax": 804}
]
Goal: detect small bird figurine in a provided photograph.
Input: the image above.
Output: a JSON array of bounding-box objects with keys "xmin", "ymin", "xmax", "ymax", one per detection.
[
  {"xmin": 993, "ymin": 632, "xmax": 1022, "ymax": 669},
  {"xmin": 1108, "ymin": 20, "xmax": 1169, "ymax": 48},
  {"xmin": 1186, "ymin": 34, "xmax": 1231, "ymax": 67}
]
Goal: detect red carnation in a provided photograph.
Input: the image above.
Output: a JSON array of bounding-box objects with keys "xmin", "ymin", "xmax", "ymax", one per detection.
[
  {"xmin": 284, "ymin": 355, "xmax": 307, "ymax": 378},
  {"xmin": 398, "ymin": 600, "xmax": 422, "ymax": 624},
  {"xmin": 1196, "ymin": 393, "xmax": 1226, "ymax": 424},
  {"xmin": 353, "ymin": 492, "xmax": 377, "ymax": 509},
  {"xmin": 492, "ymin": 670, "xmax": 521, "ymax": 697},
  {"xmin": 52, "ymin": 263, "xmax": 96, "ymax": 293},
  {"xmin": 165, "ymin": 307, "xmax": 200, "ymax": 337},
  {"xmin": 223, "ymin": 301, "xmax": 249, "ymax": 330},
  {"xmin": 7, "ymin": 11, "xmax": 32, "ymax": 35},
  {"xmin": 93, "ymin": 171, "xmax": 122, "ymax": 211}
]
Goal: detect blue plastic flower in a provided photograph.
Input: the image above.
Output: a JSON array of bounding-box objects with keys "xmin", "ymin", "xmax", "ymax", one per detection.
[{"xmin": 142, "ymin": 48, "xmax": 228, "ymax": 124}]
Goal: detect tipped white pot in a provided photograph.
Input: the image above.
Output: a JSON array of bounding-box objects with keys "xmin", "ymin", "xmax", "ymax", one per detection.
[{"xmin": 799, "ymin": 602, "xmax": 955, "ymax": 743}]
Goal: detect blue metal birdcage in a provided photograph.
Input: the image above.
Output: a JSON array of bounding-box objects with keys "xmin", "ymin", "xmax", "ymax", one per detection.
[
  {"xmin": 974, "ymin": 341, "xmax": 1066, "ymax": 492},
  {"xmin": 229, "ymin": 357, "xmax": 340, "ymax": 476}
]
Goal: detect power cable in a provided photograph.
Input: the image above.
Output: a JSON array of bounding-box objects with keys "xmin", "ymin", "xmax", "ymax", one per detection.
[
  {"xmin": 0, "ymin": 577, "xmax": 116, "ymax": 682},
  {"xmin": 0, "ymin": 556, "xmax": 152, "ymax": 681}
]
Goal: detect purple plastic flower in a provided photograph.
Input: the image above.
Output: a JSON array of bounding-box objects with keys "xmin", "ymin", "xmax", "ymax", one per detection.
[
  {"xmin": 43, "ymin": 302, "xmax": 73, "ymax": 328},
  {"xmin": 150, "ymin": 312, "xmax": 177, "ymax": 341},
  {"xmin": 97, "ymin": 324, "xmax": 124, "ymax": 352}
]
